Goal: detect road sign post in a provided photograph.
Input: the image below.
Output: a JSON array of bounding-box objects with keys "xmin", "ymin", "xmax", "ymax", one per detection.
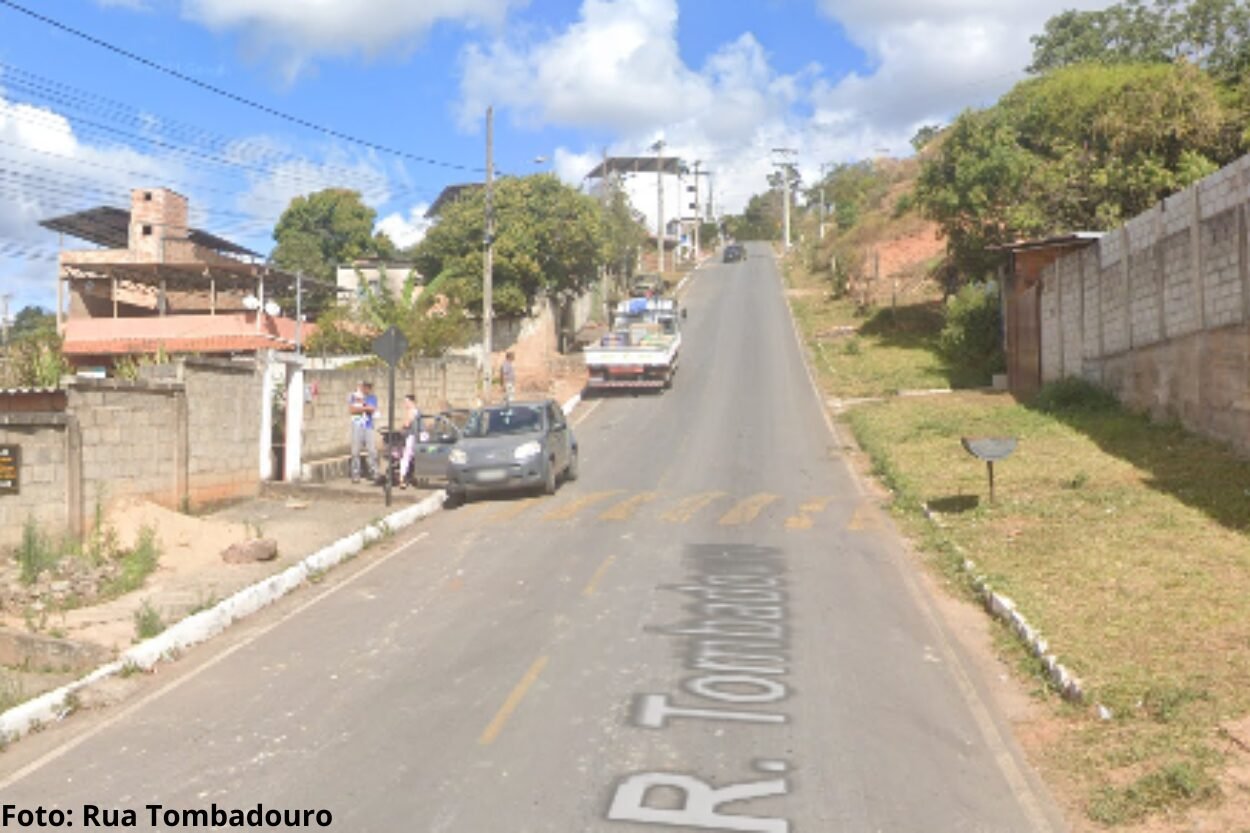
[{"xmin": 373, "ymin": 326, "xmax": 409, "ymax": 508}]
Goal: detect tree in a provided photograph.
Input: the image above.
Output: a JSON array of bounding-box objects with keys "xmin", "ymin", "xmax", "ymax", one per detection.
[
  {"xmin": 910, "ymin": 124, "xmax": 943, "ymax": 152},
  {"xmin": 271, "ymin": 189, "xmax": 395, "ymax": 315},
  {"xmin": 600, "ymin": 177, "xmax": 648, "ymax": 287},
  {"xmin": 10, "ymin": 306, "xmax": 54, "ymax": 340},
  {"xmin": 1029, "ymin": 0, "xmax": 1250, "ymax": 81},
  {"xmin": 724, "ymin": 191, "xmax": 782, "ymax": 241},
  {"xmin": 414, "ymin": 175, "xmax": 607, "ymax": 318},
  {"xmin": 917, "ymin": 61, "xmax": 1238, "ymax": 283}
]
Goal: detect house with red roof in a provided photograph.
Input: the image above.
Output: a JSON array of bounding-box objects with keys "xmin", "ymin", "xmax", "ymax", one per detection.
[{"xmin": 41, "ymin": 188, "xmax": 319, "ymax": 371}]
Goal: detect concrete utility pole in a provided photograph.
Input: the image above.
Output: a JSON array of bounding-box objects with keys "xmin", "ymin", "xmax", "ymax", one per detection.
[
  {"xmin": 690, "ymin": 160, "xmax": 700, "ymax": 255},
  {"xmin": 652, "ymin": 139, "xmax": 666, "ymax": 274},
  {"xmin": 0, "ymin": 293, "xmax": 11, "ymax": 347},
  {"xmin": 772, "ymin": 148, "xmax": 797, "ymax": 250},
  {"xmin": 483, "ymin": 106, "xmax": 495, "ymax": 398}
]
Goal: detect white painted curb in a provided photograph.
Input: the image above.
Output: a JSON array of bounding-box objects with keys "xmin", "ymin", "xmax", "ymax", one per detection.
[
  {"xmin": 0, "ymin": 490, "xmax": 446, "ymax": 743},
  {"xmin": 921, "ymin": 503, "xmax": 1092, "ymax": 707}
]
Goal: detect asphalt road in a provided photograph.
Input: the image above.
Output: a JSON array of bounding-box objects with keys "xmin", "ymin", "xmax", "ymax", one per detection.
[{"xmin": 0, "ymin": 244, "xmax": 1065, "ymax": 832}]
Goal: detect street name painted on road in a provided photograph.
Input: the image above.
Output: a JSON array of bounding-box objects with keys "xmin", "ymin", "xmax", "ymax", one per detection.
[{"xmin": 606, "ymin": 544, "xmax": 794, "ymax": 832}]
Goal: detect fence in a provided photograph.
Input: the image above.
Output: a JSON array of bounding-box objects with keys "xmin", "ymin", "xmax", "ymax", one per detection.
[{"xmin": 1040, "ymin": 155, "xmax": 1250, "ymax": 453}]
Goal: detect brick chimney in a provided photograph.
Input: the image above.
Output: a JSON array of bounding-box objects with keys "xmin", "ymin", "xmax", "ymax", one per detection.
[{"xmin": 129, "ymin": 188, "xmax": 189, "ymax": 262}]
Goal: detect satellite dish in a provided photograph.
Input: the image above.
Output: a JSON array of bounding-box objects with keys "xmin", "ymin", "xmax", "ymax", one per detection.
[
  {"xmin": 242, "ymin": 295, "xmax": 260, "ymax": 311},
  {"xmin": 264, "ymin": 301, "xmax": 281, "ymax": 317}
]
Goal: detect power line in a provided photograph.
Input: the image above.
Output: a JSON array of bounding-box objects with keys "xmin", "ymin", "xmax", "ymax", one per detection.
[{"xmin": 0, "ymin": 0, "xmax": 484, "ymax": 174}]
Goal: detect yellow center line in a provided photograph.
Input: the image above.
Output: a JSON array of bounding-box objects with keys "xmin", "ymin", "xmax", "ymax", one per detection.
[
  {"xmin": 490, "ymin": 497, "xmax": 540, "ymax": 522},
  {"xmin": 543, "ymin": 490, "xmax": 623, "ymax": 521},
  {"xmin": 582, "ymin": 555, "xmax": 617, "ymax": 597},
  {"xmin": 719, "ymin": 493, "xmax": 781, "ymax": 526},
  {"xmin": 478, "ymin": 656, "xmax": 549, "ymax": 746},
  {"xmin": 661, "ymin": 491, "xmax": 727, "ymax": 523},
  {"xmin": 600, "ymin": 492, "xmax": 659, "ymax": 521}
]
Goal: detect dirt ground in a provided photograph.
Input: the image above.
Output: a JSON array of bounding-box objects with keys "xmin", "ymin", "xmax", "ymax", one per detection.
[{"xmin": 0, "ymin": 486, "xmax": 434, "ymax": 700}]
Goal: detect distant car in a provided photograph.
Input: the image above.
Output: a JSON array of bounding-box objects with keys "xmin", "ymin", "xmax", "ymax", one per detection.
[
  {"xmin": 631, "ymin": 274, "xmax": 663, "ymax": 296},
  {"xmin": 446, "ymin": 400, "xmax": 578, "ymax": 502},
  {"xmin": 723, "ymin": 244, "xmax": 746, "ymax": 263}
]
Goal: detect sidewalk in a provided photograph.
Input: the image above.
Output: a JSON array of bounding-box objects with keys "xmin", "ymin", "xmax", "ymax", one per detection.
[{"xmin": 0, "ymin": 482, "xmax": 435, "ymax": 707}]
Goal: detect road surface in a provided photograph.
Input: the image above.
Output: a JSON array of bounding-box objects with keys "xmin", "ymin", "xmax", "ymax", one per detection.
[{"xmin": 0, "ymin": 244, "xmax": 1065, "ymax": 832}]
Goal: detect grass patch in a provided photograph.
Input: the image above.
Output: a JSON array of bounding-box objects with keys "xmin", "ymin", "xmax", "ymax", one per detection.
[
  {"xmin": 843, "ymin": 388, "xmax": 1250, "ymax": 825},
  {"xmin": 16, "ymin": 517, "xmax": 63, "ymax": 585},
  {"xmin": 784, "ymin": 257, "xmax": 982, "ymax": 397},
  {"xmin": 0, "ymin": 673, "xmax": 22, "ymax": 712},
  {"xmin": 99, "ymin": 526, "xmax": 161, "ymax": 600},
  {"xmin": 133, "ymin": 599, "xmax": 166, "ymax": 640}
]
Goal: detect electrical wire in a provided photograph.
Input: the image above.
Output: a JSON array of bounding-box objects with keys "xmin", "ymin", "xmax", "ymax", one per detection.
[{"xmin": 0, "ymin": 0, "xmax": 485, "ymax": 174}]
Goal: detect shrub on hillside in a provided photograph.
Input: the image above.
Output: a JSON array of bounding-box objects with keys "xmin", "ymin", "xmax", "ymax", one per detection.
[
  {"xmin": 938, "ymin": 283, "xmax": 1004, "ymax": 380},
  {"xmin": 1032, "ymin": 377, "xmax": 1121, "ymax": 415}
]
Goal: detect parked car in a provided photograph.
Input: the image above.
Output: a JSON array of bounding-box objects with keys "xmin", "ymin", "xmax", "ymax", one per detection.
[
  {"xmin": 723, "ymin": 243, "xmax": 746, "ymax": 263},
  {"xmin": 380, "ymin": 410, "xmax": 468, "ymax": 487},
  {"xmin": 446, "ymin": 400, "xmax": 578, "ymax": 503},
  {"xmin": 631, "ymin": 274, "xmax": 663, "ymax": 296}
]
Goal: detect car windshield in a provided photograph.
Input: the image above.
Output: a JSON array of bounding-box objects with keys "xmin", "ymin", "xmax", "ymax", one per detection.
[{"xmin": 463, "ymin": 406, "xmax": 544, "ymax": 437}]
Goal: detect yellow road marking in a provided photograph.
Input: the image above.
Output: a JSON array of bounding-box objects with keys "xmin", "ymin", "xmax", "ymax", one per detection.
[
  {"xmin": 478, "ymin": 656, "xmax": 549, "ymax": 746},
  {"xmin": 490, "ymin": 497, "xmax": 540, "ymax": 522},
  {"xmin": 785, "ymin": 496, "xmax": 836, "ymax": 531},
  {"xmin": 718, "ymin": 493, "xmax": 781, "ymax": 526},
  {"xmin": 600, "ymin": 492, "xmax": 659, "ymax": 521},
  {"xmin": 582, "ymin": 555, "xmax": 617, "ymax": 597},
  {"xmin": 661, "ymin": 491, "xmax": 727, "ymax": 523},
  {"xmin": 847, "ymin": 501, "xmax": 879, "ymax": 531},
  {"xmin": 543, "ymin": 490, "xmax": 623, "ymax": 521}
]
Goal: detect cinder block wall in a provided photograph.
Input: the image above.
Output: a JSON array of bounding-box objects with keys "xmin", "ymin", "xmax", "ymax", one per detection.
[
  {"xmin": 69, "ymin": 380, "xmax": 181, "ymax": 510},
  {"xmin": 303, "ymin": 360, "xmax": 480, "ymax": 460},
  {"xmin": 1039, "ymin": 154, "xmax": 1250, "ymax": 455},
  {"xmin": 184, "ymin": 359, "xmax": 261, "ymax": 506},
  {"xmin": 0, "ymin": 417, "xmax": 71, "ymax": 549}
]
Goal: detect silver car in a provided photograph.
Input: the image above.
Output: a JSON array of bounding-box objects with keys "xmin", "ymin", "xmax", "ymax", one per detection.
[{"xmin": 446, "ymin": 400, "xmax": 578, "ymax": 503}]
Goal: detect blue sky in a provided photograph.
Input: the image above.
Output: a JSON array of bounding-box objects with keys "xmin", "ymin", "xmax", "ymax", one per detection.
[{"xmin": 0, "ymin": 0, "xmax": 1108, "ymax": 312}]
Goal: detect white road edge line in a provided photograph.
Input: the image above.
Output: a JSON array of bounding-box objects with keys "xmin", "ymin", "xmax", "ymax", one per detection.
[{"xmin": 0, "ymin": 388, "xmax": 587, "ymax": 754}]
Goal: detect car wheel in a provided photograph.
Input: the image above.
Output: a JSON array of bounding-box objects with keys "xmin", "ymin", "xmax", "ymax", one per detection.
[
  {"xmin": 445, "ymin": 489, "xmax": 466, "ymax": 508},
  {"xmin": 543, "ymin": 457, "xmax": 558, "ymax": 495},
  {"xmin": 566, "ymin": 447, "xmax": 580, "ymax": 482}
]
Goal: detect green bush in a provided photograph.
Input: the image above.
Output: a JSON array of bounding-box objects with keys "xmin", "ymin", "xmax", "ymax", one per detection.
[
  {"xmin": 16, "ymin": 518, "xmax": 62, "ymax": 585},
  {"xmin": 1033, "ymin": 377, "xmax": 1121, "ymax": 415},
  {"xmin": 938, "ymin": 283, "xmax": 1005, "ymax": 380}
]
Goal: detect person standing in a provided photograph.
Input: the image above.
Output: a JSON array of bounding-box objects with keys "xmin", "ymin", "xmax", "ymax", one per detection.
[
  {"xmin": 500, "ymin": 351, "xmax": 516, "ymax": 404},
  {"xmin": 348, "ymin": 380, "xmax": 379, "ymax": 484},
  {"xmin": 398, "ymin": 394, "xmax": 421, "ymax": 489}
]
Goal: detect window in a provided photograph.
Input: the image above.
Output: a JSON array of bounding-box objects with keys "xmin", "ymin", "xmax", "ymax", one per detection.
[
  {"xmin": 142, "ymin": 225, "xmax": 153, "ymax": 236},
  {"xmin": 143, "ymin": 191, "xmax": 153, "ymax": 201}
]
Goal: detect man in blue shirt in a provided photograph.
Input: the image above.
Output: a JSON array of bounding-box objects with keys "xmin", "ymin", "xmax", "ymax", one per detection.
[{"xmin": 348, "ymin": 380, "xmax": 379, "ymax": 483}]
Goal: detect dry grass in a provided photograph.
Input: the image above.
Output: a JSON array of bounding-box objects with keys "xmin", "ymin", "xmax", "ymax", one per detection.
[{"xmin": 848, "ymin": 390, "xmax": 1250, "ymax": 826}]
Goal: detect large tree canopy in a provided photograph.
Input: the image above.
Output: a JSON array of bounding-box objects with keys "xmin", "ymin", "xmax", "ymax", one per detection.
[
  {"xmin": 724, "ymin": 191, "xmax": 783, "ymax": 241},
  {"xmin": 917, "ymin": 61, "xmax": 1239, "ymax": 281},
  {"xmin": 414, "ymin": 175, "xmax": 607, "ymax": 317},
  {"xmin": 1029, "ymin": 0, "xmax": 1250, "ymax": 80},
  {"xmin": 272, "ymin": 188, "xmax": 396, "ymax": 284}
]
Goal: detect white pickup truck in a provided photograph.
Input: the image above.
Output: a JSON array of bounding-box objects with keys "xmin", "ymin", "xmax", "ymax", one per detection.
[{"xmin": 584, "ymin": 297, "xmax": 682, "ymax": 391}]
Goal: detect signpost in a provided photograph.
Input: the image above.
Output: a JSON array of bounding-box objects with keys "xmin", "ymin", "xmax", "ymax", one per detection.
[
  {"xmin": 0, "ymin": 445, "xmax": 18, "ymax": 495},
  {"xmin": 960, "ymin": 437, "xmax": 1018, "ymax": 504},
  {"xmin": 372, "ymin": 327, "xmax": 409, "ymax": 508}
]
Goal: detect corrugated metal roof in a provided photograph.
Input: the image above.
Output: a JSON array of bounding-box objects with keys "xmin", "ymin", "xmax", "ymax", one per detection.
[{"xmin": 39, "ymin": 205, "xmax": 260, "ymax": 258}]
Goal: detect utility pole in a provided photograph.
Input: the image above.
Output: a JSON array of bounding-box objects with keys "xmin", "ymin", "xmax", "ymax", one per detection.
[
  {"xmin": 482, "ymin": 106, "xmax": 495, "ymax": 399},
  {"xmin": 772, "ymin": 148, "xmax": 797, "ymax": 250},
  {"xmin": 0, "ymin": 293, "xmax": 11, "ymax": 347},
  {"xmin": 692, "ymin": 161, "xmax": 701, "ymax": 257},
  {"xmin": 652, "ymin": 139, "xmax": 666, "ymax": 275}
]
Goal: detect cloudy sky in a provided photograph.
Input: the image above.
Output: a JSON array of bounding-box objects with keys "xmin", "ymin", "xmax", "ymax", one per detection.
[{"xmin": 0, "ymin": 0, "xmax": 1109, "ymax": 312}]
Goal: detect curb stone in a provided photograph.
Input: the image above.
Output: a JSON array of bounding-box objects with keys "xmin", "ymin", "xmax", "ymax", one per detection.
[
  {"xmin": 922, "ymin": 502, "xmax": 1104, "ymax": 712},
  {"xmin": 0, "ymin": 390, "xmax": 587, "ymax": 744}
]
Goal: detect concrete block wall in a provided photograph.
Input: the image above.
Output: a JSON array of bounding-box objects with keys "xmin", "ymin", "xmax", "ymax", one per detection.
[
  {"xmin": 1037, "ymin": 151, "xmax": 1250, "ymax": 456},
  {"xmin": 183, "ymin": 359, "xmax": 261, "ymax": 506},
  {"xmin": 303, "ymin": 360, "xmax": 480, "ymax": 460},
  {"xmin": 69, "ymin": 381, "xmax": 181, "ymax": 510},
  {"xmin": 0, "ymin": 417, "xmax": 70, "ymax": 550}
]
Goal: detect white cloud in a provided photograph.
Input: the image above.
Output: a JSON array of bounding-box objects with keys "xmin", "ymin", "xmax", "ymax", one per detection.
[
  {"xmin": 811, "ymin": 0, "xmax": 1113, "ymax": 150},
  {"xmin": 182, "ymin": 0, "xmax": 523, "ymax": 79},
  {"xmin": 377, "ymin": 203, "xmax": 433, "ymax": 250},
  {"xmin": 0, "ymin": 84, "xmax": 172, "ymax": 310}
]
